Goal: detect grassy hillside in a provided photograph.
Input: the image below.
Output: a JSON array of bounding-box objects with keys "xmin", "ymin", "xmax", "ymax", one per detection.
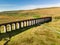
[
  {"xmin": 0, "ymin": 7, "xmax": 60, "ymax": 24},
  {"xmin": 0, "ymin": 7, "xmax": 60, "ymax": 45},
  {"xmin": 7, "ymin": 19, "xmax": 60, "ymax": 45}
]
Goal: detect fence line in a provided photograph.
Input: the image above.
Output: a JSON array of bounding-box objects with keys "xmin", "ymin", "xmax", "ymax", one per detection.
[{"xmin": 0, "ymin": 17, "xmax": 52, "ymax": 33}]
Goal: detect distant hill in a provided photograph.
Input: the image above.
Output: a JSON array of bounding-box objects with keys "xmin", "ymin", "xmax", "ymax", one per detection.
[
  {"xmin": 0, "ymin": 7, "xmax": 60, "ymax": 24},
  {"xmin": 0, "ymin": 7, "xmax": 60, "ymax": 17}
]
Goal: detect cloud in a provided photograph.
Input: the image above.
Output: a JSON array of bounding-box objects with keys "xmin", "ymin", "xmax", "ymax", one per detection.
[
  {"xmin": 0, "ymin": 3, "xmax": 60, "ymax": 12},
  {"xmin": 19, "ymin": 3, "xmax": 60, "ymax": 10}
]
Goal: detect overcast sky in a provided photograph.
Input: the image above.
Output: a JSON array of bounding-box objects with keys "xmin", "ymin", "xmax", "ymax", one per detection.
[{"xmin": 0, "ymin": 0, "xmax": 60, "ymax": 12}]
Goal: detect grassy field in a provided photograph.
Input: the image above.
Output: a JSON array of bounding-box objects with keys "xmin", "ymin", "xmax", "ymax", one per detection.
[
  {"xmin": 0, "ymin": 7, "xmax": 60, "ymax": 45},
  {"xmin": 0, "ymin": 7, "xmax": 60, "ymax": 24},
  {"xmin": 6, "ymin": 18, "xmax": 60, "ymax": 45}
]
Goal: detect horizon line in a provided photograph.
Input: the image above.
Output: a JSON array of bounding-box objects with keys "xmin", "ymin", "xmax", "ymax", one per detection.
[{"xmin": 0, "ymin": 6, "xmax": 60, "ymax": 12}]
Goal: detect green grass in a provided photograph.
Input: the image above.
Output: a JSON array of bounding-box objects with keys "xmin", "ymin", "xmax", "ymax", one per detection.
[
  {"xmin": 6, "ymin": 18, "xmax": 60, "ymax": 45},
  {"xmin": 0, "ymin": 7, "xmax": 60, "ymax": 45}
]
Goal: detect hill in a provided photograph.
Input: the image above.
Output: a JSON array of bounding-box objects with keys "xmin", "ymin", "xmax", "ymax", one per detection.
[
  {"xmin": 0, "ymin": 7, "xmax": 60, "ymax": 45},
  {"xmin": 0, "ymin": 7, "xmax": 60, "ymax": 24},
  {"xmin": 7, "ymin": 19, "xmax": 60, "ymax": 45}
]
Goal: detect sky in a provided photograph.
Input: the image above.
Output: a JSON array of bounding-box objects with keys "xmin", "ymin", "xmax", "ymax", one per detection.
[{"xmin": 0, "ymin": 0, "xmax": 60, "ymax": 12}]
